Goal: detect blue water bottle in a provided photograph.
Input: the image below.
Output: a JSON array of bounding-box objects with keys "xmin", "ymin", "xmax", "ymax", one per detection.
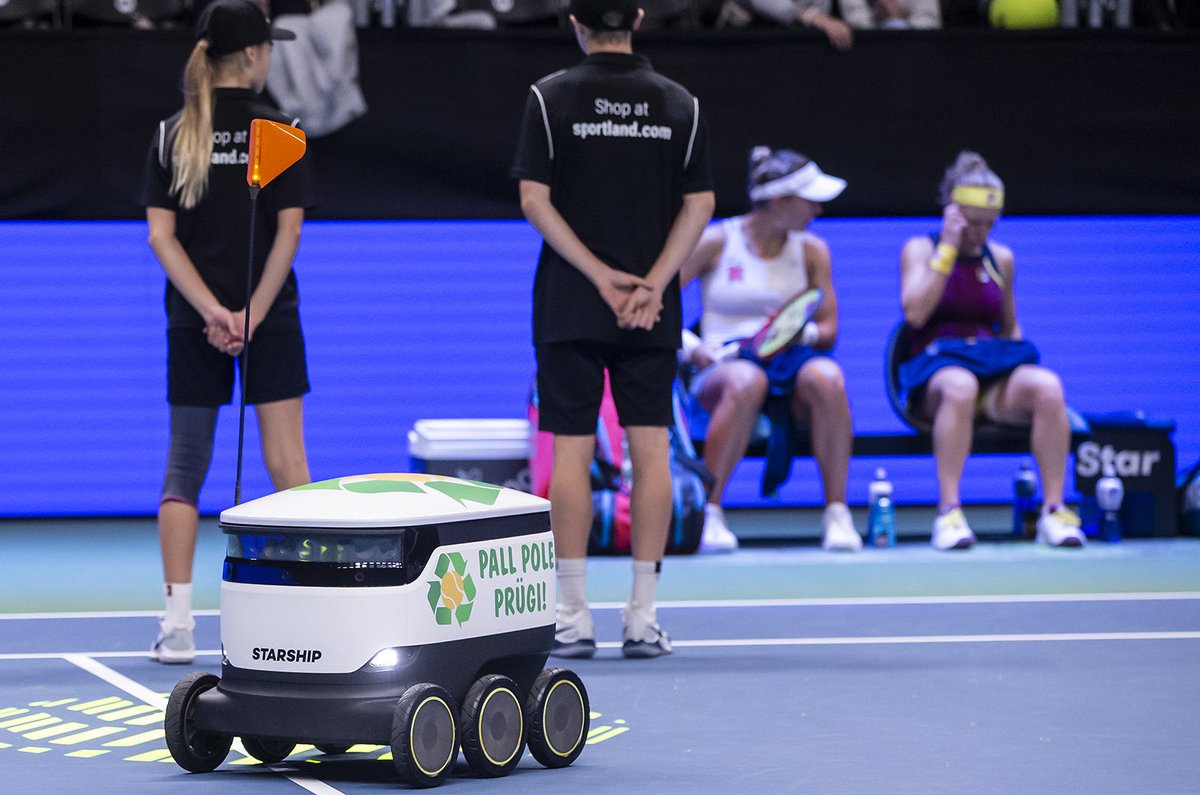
[
  {"xmin": 1012, "ymin": 461, "xmax": 1039, "ymax": 538},
  {"xmin": 1096, "ymin": 463, "xmax": 1124, "ymax": 543},
  {"xmin": 867, "ymin": 468, "xmax": 896, "ymax": 548}
]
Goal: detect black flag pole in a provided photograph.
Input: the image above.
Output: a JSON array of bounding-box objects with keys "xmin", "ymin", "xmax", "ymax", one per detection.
[
  {"xmin": 234, "ymin": 184, "xmax": 261, "ymax": 506},
  {"xmin": 232, "ymin": 118, "xmax": 306, "ymax": 506}
]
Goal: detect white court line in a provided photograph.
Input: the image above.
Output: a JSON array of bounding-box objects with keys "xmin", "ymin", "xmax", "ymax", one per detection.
[
  {"xmin": 64, "ymin": 654, "xmax": 168, "ymax": 711},
  {"xmin": 595, "ymin": 630, "xmax": 1200, "ymax": 649},
  {"xmin": 0, "ymin": 610, "xmax": 220, "ymax": 621},
  {"xmin": 1, "ymin": 650, "xmax": 223, "ymax": 661},
  {"xmin": 62, "ymin": 655, "xmax": 344, "ymax": 795},
  {"xmin": 598, "ymin": 591, "xmax": 1200, "ymax": 609},
  {"xmin": 7, "ymin": 629, "xmax": 1200, "ymax": 662},
  {"xmin": 4, "ymin": 592, "xmax": 1200, "ymax": 621}
]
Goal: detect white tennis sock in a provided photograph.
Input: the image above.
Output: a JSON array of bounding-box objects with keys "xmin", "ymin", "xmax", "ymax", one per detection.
[
  {"xmin": 556, "ymin": 558, "xmax": 588, "ymax": 614},
  {"xmin": 627, "ymin": 559, "xmax": 661, "ymax": 625},
  {"xmin": 163, "ymin": 582, "xmax": 193, "ymax": 629}
]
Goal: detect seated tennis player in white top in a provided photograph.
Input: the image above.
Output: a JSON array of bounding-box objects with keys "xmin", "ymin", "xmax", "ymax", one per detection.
[{"xmin": 679, "ymin": 146, "xmax": 861, "ymax": 553}]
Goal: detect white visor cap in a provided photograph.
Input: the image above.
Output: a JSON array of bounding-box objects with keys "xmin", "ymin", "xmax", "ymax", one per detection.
[{"xmin": 749, "ymin": 161, "xmax": 847, "ymax": 203}]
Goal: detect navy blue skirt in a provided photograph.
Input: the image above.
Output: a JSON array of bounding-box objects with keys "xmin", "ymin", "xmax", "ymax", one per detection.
[
  {"xmin": 899, "ymin": 337, "xmax": 1040, "ymax": 409},
  {"xmin": 737, "ymin": 345, "xmax": 823, "ymax": 497}
]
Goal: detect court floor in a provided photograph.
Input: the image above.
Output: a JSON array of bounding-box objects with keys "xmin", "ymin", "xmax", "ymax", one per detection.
[{"xmin": 2, "ymin": 516, "xmax": 1199, "ymax": 793}]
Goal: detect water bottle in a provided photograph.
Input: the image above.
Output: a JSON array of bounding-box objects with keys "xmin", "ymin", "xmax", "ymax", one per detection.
[
  {"xmin": 1012, "ymin": 461, "xmax": 1040, "ymax": 538},
  {"xmin": 1096, "ymin": 462, "xmax": 1124, "ymax": 542},
  {"xmin": 867, "ymin": 468, "xmax": 896, "ymax": 548}
]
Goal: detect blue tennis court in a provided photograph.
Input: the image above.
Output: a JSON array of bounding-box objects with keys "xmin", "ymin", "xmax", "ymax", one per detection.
[{"xmin": 3, "ymin": 518, "xmax": 1198, "ymax": 793}]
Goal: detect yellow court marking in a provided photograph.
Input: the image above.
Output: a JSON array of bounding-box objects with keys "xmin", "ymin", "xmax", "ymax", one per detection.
[
  {"xmin": 584, "ymin": 712, "xmax": 629, "ymax": 745},
  {"xmin": 124, "ymin": 748, "xmax": 174, "ymax": 762},
  {"xmin": 50, "ymin": 726, "xmax": 126, "ymax": 745},
  {"xmin": 0, "ymin": 692, "xmax": 631, "ymax": 766},
  {"xmin": 76, "ymin": 699, "xmax": 133, "ymax": 715},
  {"xmin": 6, "ymin": 716, "xmax": 60, "ymax": 732},
  {"xmin": 68, "ymin": 697, "xmax": 126, "ymax": 713},
  {"xmin": 0, "ymin": 711, "xmax": 50, "ymax": 729},
  {"xmin": 123, "ymin": 713, "xmax": 163, "ymax": 726},
  {"xmin": 103, "ymin": 729, "xmax": 164, "ymax": 747},
  {"xmin": 97, "ymin": 705, "xmax": 160, "ymax": 722},
  {"xmin": 587, "ymin": 726, "xmax": 630, "ymax": 743},
  {"xmin": 24, "ymin": 722, "xmax": 88, "ymax": 740}
]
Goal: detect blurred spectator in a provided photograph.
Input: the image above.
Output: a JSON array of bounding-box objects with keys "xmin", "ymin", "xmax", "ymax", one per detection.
[
  {"xmin": 407, "ymin": 0, "xmax": 497, "ymax": 28},
  {"xmin": 721, "ymin": 0, "xmax": 855, "ymax": 49},
  {"xmin": 268, "ymin": 0, "xmax": 369, "ymax": 136},
  {"xmin": 69, "ymin": 0, "xmax": 190, "ymax": 28},
  {"xmin": 840, "ymin": 0, "xmax": 941, "ymax": 28}
]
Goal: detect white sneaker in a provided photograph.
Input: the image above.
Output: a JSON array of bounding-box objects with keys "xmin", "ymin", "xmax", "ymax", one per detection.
[
  {"xmin": 821, "ymin": 502, "xmax": 863, "ymax": 552},
  {"xmin": 699, "ymin": 503, "xmax": 738, "ymax": 554},
  {"xmin": 1036, "ymin": 506, "xmax": 1086, "ymax": 548},
  {"xmin": 621, "ymin": 609, "xmax": 672, "ymax": 659},
  {"xmin": 150, "ymin": 620, "xmax": 195, "ymax": 664},
  {"xmin": 931, "ymin": 508, "xmax": 976, "ymax": 551},
  {"xmin": 551, "ymin": 605, "xmax": 596, "ymax": 659}
]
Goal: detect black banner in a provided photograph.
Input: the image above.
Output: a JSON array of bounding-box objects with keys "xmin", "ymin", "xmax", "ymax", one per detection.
[{"xmin": 1, "ymin": 27, "xmax": 1197, "ymax": 219}]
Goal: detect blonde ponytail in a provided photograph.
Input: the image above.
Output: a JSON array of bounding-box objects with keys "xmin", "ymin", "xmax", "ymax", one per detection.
[{"xmin": 169, "ymin": 41, "xmax": 216, "ymax": 210}]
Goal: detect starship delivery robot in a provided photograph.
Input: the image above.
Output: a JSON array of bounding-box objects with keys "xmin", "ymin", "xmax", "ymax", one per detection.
[{"xmin": 164, "ymin": 473, "xmax": 588, "ymax": 787}]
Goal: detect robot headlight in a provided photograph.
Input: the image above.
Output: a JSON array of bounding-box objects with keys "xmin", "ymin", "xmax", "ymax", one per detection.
[{"xmin": 368, "ymin": 647, "xmax": 403, "ymax": 669}]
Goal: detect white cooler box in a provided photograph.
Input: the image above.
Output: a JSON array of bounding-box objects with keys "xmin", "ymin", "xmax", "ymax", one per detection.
[{"xmin": 408, "ymin": 419, "xmax": 533, "ymax": 493}]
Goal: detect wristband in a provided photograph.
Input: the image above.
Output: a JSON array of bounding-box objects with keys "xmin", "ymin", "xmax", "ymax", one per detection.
[
  {"xmin": 681, "ymin": 328, "xmax": 702, "ymax": 360},
  {"xmin": 800, "ymin": 321, "xmax": 820, "ymax": 348},
  {"xmin": 929, "ymin": 242, "xmax": 957, "ymax": 276}
]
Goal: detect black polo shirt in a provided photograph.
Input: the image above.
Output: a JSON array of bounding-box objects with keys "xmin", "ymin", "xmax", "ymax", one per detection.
[
  {"xmin": 142, "ymin": 88, "xmax": 317, "ymax": 330},
  {"xmin": 512, "ymin": 52, "xmax": 712, "ymax": 349}
]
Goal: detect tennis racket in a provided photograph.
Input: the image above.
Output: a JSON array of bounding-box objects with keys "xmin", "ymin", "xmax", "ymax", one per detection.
[{"xmin": 742, "ymin": 287, "xmax": 824, "ymax": 361}]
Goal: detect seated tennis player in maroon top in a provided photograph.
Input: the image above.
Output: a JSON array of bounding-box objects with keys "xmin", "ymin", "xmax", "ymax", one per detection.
[{"xmin": 899, "ymin": 150, "xmax": 1084, "ymax": 551}]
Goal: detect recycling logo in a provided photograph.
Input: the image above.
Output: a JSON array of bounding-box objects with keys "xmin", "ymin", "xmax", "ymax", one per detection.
[{"xmin": 426, "ymin": 552, "xmax": 476, "ymax": 627}]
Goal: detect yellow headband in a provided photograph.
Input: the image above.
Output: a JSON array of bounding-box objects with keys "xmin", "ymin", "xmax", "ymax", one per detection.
[{"xmin": 952, "ymin": 185, "xmax": 1004, "ymax": 209}]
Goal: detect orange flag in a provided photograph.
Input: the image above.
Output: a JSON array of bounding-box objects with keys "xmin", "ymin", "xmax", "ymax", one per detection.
[{"xmin": 246, "ymin": 119, "xmax": 307, "ymax": 189}]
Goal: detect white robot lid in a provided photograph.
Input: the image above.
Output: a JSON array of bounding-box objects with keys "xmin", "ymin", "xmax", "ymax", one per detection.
[{"xmin": 220, "ymin": 473, "xmax": 549, "ymax": 529}]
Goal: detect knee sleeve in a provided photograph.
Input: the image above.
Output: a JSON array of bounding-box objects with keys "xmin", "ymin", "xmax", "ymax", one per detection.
[{"xmin": 161, "ymin": 405, "xmax": 219, "ymax": 506}]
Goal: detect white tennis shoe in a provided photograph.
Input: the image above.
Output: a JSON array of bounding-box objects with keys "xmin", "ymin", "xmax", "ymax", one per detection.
[
  {"xmin": 150, "ymin": 621, "xmax": 196, "ymax": 664},
  {"xmin": 1036, "ymin": 506, "xmax": 1086, "ymax": 547},
  {"xmin": 622, "ymin": 611, "xmax": 672, "ymax": 659},
  {"xmin": 551, "ymin": 606, "xmax": 596, "ymax": 659},
  {"xmin": 931, "ymin": 507, "xmax": 976, "ymax": 551},
  {"xmin": 698, "ymin": 503, "xmax": 738, "ymax": 553},
  {"xmin": 821, "ymin": 502, "xmax": 863, "ymax": 552}
]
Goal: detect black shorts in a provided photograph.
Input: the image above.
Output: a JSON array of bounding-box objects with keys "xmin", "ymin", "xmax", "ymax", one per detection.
[
  {"xmin": 167, "ymin": 326, "xmax": 310, "ymax": 407},
  {"xmin": 536, "ymin": 341, "xmax": 677, "ymax": 435}
]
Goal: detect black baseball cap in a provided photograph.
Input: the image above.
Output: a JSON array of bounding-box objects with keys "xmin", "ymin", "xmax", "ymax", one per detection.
[
  {"xmin": 196, "ymin": 0, "xmax": 296, "ymax": 57},
  {"xmin": 569, "ymin": 0, "xmax": 638, "ymax": 31}
]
